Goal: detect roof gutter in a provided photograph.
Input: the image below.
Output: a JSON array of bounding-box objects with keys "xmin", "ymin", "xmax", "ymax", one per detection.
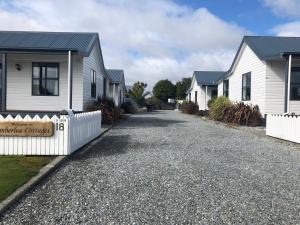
[{"xmin": 0, "ymin": 48, "xmax": 79, "ymax": 55}]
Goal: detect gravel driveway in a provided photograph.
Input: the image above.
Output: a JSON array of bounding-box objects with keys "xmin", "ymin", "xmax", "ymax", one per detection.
[{"xmin": 1, "ymin": 111, "xmax": 300, "ymax": 224}]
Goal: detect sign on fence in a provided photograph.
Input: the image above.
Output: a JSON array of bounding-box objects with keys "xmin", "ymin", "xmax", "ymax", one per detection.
[
  {"xmin": 0, "ymin": 110, "xmax": 102, "ymax": 155},
  {"xmin": 0, "ymin": 121, "xmax": 54, "ymax": 137}
]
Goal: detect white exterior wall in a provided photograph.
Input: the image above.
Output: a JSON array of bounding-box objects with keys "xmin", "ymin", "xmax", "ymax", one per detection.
[
  {"xmin": 6, "ymin": 53, "xmax": 83, "ymax": 111},
  {"xmin": 109, "ymin": 84, "xmax": 120, "ymax": 106},
  {"xmin": 265, "ymin": 61, "xmax": 286, "ymax": 114},
  {"xmin": 83, "ymin": 43, "xmax": 107, "ymax": 110},
  {"xmin": 188, "ymin": 78, "xmax": 214, "ymax": 110},
  {"xmin": 218, "ymin": 82, "xmax": 223, "ymax": 97},
  {"xmin": 227, "ymin": 44, "xmax": 267, "ymax": 115},
  {"xmin": 108, "ymin": 79, "xmax": 126, "ymax": 107},
  {"xmin": 189, "ymin": 78, "xmax": 201, "ymax": 108},
  {"xmin": 265, "ymin": 59, "xmax": 300, "ymax": 114}
]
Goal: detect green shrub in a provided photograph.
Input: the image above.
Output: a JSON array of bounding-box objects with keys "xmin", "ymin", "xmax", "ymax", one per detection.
[
  {"xmin": 209, "ymin": 96, "xmax": 232, "ymax": 120},
  {"xmin": 181, "ymin": 101, "xmax": 199, "ymax": 114},
  {"xmin": 121, "ymin": 99, "xmax": 138, "ymax": 114},
  {"xmin": 85, "ymin": 96, "xmax": 121, "ymax": 124},
  {"xmin": 207, "ymin": 97, "xmax": 217, "ymax": 109},
  {"xmin": 146, "ymin": 97, "xmax": 163, "ymax": 109}
]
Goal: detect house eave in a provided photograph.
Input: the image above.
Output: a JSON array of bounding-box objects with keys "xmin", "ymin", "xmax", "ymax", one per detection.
[{"xmin": 0, "ymin": 48, "xmax": 81, "ymax": 55}]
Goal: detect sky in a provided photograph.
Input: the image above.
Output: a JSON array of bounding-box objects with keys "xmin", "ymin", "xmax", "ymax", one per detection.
[{"xmin": 0, "ymin": 0, "xmax": 300, "ymax": 89}]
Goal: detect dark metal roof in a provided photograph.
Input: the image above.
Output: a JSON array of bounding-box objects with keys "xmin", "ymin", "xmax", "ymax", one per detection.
[
  {"xmin": 218, "ymin": 35, "xmax": 300, "ymax": 83},
  {"xmin": 193, "ymin": 71, "xmax": 226, "ymax": 86},
  {"xmin": 244, "ymin": 36, "xmax": 300, "ymax": 60},
  {"xmin": 106, "ymin": 69, "xmax": 124, "ymax": 84},
  {"xmin": 0, "ymin": 31, "xmax": 98, "ymax": 56}
]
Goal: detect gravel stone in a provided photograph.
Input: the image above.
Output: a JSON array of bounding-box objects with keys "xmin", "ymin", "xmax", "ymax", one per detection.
[{"xmin": 0, "ymin": 111, "xmax": 300, "ymax": 224}]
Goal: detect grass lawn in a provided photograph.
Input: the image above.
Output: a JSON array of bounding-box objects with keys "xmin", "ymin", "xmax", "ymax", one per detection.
[{"xmin": 0, "ymin": 156, "xmax": 54, "ymax": 202}]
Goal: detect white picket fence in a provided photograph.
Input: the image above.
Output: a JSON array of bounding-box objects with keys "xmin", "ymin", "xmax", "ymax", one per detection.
[
  {"xmin": 266, "ymin": 114, "xmax": 300, "ymax": 143},
  {"xmin": 0, "ymin": 110, "xmax": 102, "ymax": 155}
]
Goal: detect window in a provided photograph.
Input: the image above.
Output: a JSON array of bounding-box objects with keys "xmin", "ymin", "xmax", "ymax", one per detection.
[
  {"xmin": 189, "ymin": 93, "xmax": 191, "ymax": 101},
  {"xmin": 291, "ymin": 67, "xmax": 300, "ymax": 100},
  {"xmin": 103, "ymin": 77, "xmax": 107, "ymax": 97},
  {"xmin": 32, "ymin": 63, "xmax": 59, "ymax": 96},
  {"xmin": 91, "ymin": 69, "xmax": 96, "ymax": 98},
  {"xmin": 211, "ymin": 88, "xmax": 218, "ymax": 98},
  {"xmin": 242, "ymin": 72, "xmax": 251, "ymax": 101},
  {"xmin": 195, "ymin": 91, "xmax": 197, "ymax": 103},
  {"xmin": 223, "ymin": 79, "xmax": 229, "ymax": 97}
]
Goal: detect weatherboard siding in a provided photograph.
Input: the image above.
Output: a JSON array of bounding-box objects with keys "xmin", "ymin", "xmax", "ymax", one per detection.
[
  {"xmin": 227, "ymin": 44, "xmax": 267, "ymax": 115},
  {"xmin": 82, "ymin": 43, "xmax": 107, "ymax": 110},
  {"xmin": 6, "ymin": 53, "xmax": 83, "ymax": 111},
  {"xmin": 265, "ymin": 59, "xmax": 300, "ymax": 114},
  {"xmin": 265, "ymin": 61, "xmax": 285, "ymax": 114}
]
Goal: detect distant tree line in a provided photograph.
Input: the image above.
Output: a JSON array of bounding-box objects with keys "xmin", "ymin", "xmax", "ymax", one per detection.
[{"xmin": 127, "ymin": 77, "xmax": 191, "ymax": 109}]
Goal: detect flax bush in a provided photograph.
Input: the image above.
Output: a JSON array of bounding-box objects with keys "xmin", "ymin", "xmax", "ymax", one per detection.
[{"xmin": 85, "ymin": 96, "xmax": 121, "ymax": 124}]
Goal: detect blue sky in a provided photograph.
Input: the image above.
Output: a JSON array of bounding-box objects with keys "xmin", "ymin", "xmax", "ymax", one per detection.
[
  {"xmin": 0, "ymin": 0, "xmax": 299, "ymax": 88},
  {"xmin": 175, "ymin": 0, "xmax": 292, "ymax": 34}
]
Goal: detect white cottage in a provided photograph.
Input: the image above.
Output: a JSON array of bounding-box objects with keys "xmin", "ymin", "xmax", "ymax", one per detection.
[
  {"xmin": 186, "ymin": 71, "xmax": 225, "ymax": 110},
  {"xmin": 106, "ymin": 69, "xmax": 126, "ymax": 106},
  {"xmin": 0, "ymin": 31, "xmax": 111, "ymax": 113},
  {"xmin": 217, "ymin": 36, "xmax": 300, "ymax": 116}
]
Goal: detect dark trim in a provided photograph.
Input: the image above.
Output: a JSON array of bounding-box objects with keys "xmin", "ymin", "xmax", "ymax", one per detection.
[
  {"xmin": 1, "ymin": 54, "xmax": 6, "ymax": 111},
  {"xmin": 284, "ymin": 59, "xmax": 288, "ymax": 112},
  {"xmin": 31, "ymin": 62, "xmax": 60, "ymax": 96}
]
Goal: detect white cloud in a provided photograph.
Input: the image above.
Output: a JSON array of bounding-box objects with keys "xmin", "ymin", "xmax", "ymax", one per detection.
[
  {"xmin": 0, "ymin": 0, "xmax": 248, "ymax": 89},
  {"xmin": 262, "ymin": 0, "xmax": 300, "ymax": 36},
  {"xmin": 262, "ymin": 0, "xmax": 300, "ymax": 19},
  {"xmin": 272, "ymin": 21, "xmax": 300, "ymax": 36}
]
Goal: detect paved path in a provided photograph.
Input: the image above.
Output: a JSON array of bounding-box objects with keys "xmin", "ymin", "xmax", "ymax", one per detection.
[{"xmin": 1, "ymin": 111, "xmax": 300, "ymax": 224}]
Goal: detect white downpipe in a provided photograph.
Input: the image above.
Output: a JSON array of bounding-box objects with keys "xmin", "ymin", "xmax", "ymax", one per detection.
[
  {"xmin": 67, "ymin": 50, "xmax": 72, "ymax": 110},
  {"xmin": 287, "ymin": 54, "xmax": 292, "ymax": 114},
  {"xmin": 205, "ymin": 86, "xmax": 208, "ymax": 110}
]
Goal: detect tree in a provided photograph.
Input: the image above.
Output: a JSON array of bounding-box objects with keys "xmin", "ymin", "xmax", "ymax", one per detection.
[
  {"xmin": 153, "ymin": 79, "xmax": 176, "ymax": 102},
  {"xmin": 176, "ymin": 77, "xmax": 191, "ymax": 99},
  {"xmin": 129, "ymin": 82, "xmax": 148, "ymax": 107}
]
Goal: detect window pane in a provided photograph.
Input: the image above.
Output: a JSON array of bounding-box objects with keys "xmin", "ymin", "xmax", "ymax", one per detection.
[
  {"xmin": 91, "ymin": 70, "xmax": 95, "ymax": 83},
  {"xmin": 242, "ymin": 73, "xmax": 251, "ymax": 100},
  {"xmin": 46, "ymin": 80, "xmax": 58, "ymax": 95},
  {"xmin": 33, "ymin": 66, "xmax": 40, "ymax": 79},
  {"xmin": 246, "ymin": 87, "xmax": 251, "ymax": 100},
  {"xmin": 47, "ymin": 66, "xmax": 58, "ymax": 78},
  {"xmin": 291, "ymin": 85, "xmax": 300, "ymax": 100},
  {"xmin": 32, "ymin": 79, "xmax": 40, "ymax": 95},
  {"xmin": 40, "ymin": 79, "xmax": 47, "ymax": 95},
  {"xmin": 246, "ymin": 74, "xmax": 251, "ymax": 85},
  {"xmin": 242, "ymin": 75, "xmax": 246, "ymax": 87},
  {"xmin": 91, "ymin": 83, "xmax": 96, "ymax": 98},
  {"xmin": 42, "ymin": 67, "xmax": 46, "ymax": 79}
]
